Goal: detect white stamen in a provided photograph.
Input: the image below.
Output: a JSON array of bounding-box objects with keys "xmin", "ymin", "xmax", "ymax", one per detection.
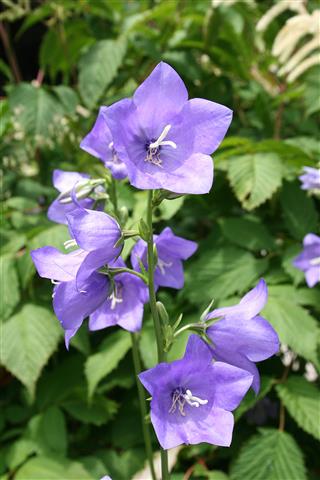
[
  {"xmin": 64, "ymin": 239, "xmax": 78, "ymax": 250},
  {"xmin": 51, "ymin": 279, "xmax": 60, "ymax": 285},
  {"xmin": 310, "ymin": 256, "xmax": 320, "ymax": 266},
  {"xmin": 149, "ymin": 124, "xmax": 176, "ymax": 150},
  {"xmin": 108, "ymin": 141, "xmax": 120, "ymax": 164},
  {"xmin": 145, "ymin": 124, "xmax": 177, "ymax": 167},
  {"xmin": 108, "ymin": 141, "xmax": 114, "ymax": 150},
  {"xmin": 184, "ymin": 389, "xmax": 208, "ymax": 406},
  {"xmin": 169, "ymin": 388, "xmax": 208, "ymax": 417},
  {"xmin": 157, "ymin": 258, "xmax": 173, "ymax": 275}
]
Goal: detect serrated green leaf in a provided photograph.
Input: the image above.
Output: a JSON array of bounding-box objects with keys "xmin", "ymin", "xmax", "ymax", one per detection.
[
  {"xmin": 15, "ymin": 455, "xmax": 93, "ymax": 480},
  {"xmin": 0, "ymin": 254, "xmax": 20, "ymax": 321},
  {"xmin": 78, "ymin": 38, "xmax": 126, "ymax": 108},
  {"xmin": 263, "ymin": 288, "xmax": 320, "ymax": 367},
  {"xmin": 8, "ymin": 83, "xmax": 63, "ymax": 138},
  {"xmin": 276, "ymin": 377, "xmax": 320, "ymax": 440},
  {"xmin": 0, "ymin": 304, "xmax": 61, "ymax": 396},
  {"xmin": 184, "ymin": 246, "xmax": 268, "ymax": 305},
  {"xmin": 220, "ymin": 217, "xmax": 275, "ymax": 251},
  {"xmin": 230, "ymin": 428, "xmax": 307, "ymax": 480},
  {"xmin": 280, "ymin": 182, "xmax": 318, "ymax": 240},
  {"xmin": 227, "ymin": 153, "xmax": 283, "ymax": 210},
  {"xmin": 29, "ymin": 224, "xmax": 69, "ymax": 250},
  {"xmin": 85, "ymin": 330, "xmax": 131, "ymax": 398},
  {"xmin": 26, "ymin": 406, "xmax": 67, "ymax": 456}
]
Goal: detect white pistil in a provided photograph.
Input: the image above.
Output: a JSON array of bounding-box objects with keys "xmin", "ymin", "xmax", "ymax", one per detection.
[
  {"xmin": 145, "ymin": 124, "xmax": 177, "ymax": 167},
  {"xmin": 169, "ymin": 388, "xmax": 208, "ymax": 417},
  {"xmin": 64, "ymin": 239, "xmax": 78, "ymax": 250},
  {"xmin": 157, "ymin": 258, "xmax": 172, "ymax": 275},
  {"xmin": 109, "ymin": 285, "xmax": 123, "ymax": 310},
  {"xmin": 310, "ymin": 256, "xmax": 320, "ymax": 266}
]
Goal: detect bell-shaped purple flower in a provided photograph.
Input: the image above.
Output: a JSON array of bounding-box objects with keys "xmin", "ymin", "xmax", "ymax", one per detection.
[
  {"xmin": 139, "ymin": 334, "xmax": 253, "ymax": 449},
  {"xmin": 48, "ymin": 169, "xmax": 94, "ymax": 225},
  {"xmin": 32, "ymin": 207, "xmax": 122, "ymax": 289},
  {"xmin": 131, "ymin": 227, "xmax": 197, "ymax": 290},
  {"xmin": 299, "ymin": 166, "xmax": 320, "ymax": 191},
  {"xmin": 293, "ymin": 233, "xmax": 320, "ymax": 287},
  {"xmin": 105, "ymin": 62, "xmax": 232, "ymax": 194},
  {"xmin": 89, "ymin": 258, "xmax": 148, "ymax": 333},
  {"xmin": 80, "ymin": 107, "xmax": 128, "ymax": 180},
  {"xmin": 206, "ymin": 279, "xmax": 279, "ymax": 393}
]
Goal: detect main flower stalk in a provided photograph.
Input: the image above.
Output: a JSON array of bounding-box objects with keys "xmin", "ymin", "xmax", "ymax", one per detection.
[{"xmin": 146, "ymin": 190, "xmax": 169, "ymax": 480}]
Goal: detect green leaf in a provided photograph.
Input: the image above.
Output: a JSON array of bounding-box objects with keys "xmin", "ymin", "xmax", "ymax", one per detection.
[
  {"xmin": 53, "ymin": 85, "xmax": 79, "ymax": 115},
  {"xmin": 263, "ymin": 287, "xmax": 320, "ymax": 367},
  {"xmin": 15, "ymin": 455, "xmax": 93, "ymax": 480},
  {"xmin": 184, "ymin": 246, "xmax": 268, "ymax": 305},
  {"xmin": 78, "ymin": 38, "xmax": 126, "ymax": 108},
  {"xmin": 280, "ymin": 182, "xmax": 318, "ymax": 240},
  {"xmin": 8, "ymin": 83, "xmax": 62, "ymax": 138},
  {"xmin": 230, "ymin": 428, "xmax": 307, "ymax": 480},
  {"xmin": 62, "ymin": 396, "xmax": 118, "ymax": 426},
  {"xmin": 0, "ymin": 304, "xmax": 62, "ymax": 396},
  {"xmin": 227, "ymin": 153, "xmax": 283, "ymax": 210},
  {"xmin": 276, "ymin": 377, "xmax": 320, "ymax": 440},
  {"xmin": 26, "ymin": 407, "xmax": 67, "ymax": 456},
  {"xmin": 29, "ymin": 224, "xmax": 69, "ymax": 250},
  {"xmin": 5, "ymin": 438, "xmax": 36, "ymax": 470},
  {"xmin": 220, "ymin": 217, "xmax": 275, "ymax": 251},
  {"xmin": 85, "ymin": 330, "xmax": 131, "ymax": 398},
  {"xmin": 98, "ymin": 448, "xmax": 145, "ymax": 480},
  {"xmin": 0, "ymin": 255, "xmax": 20, "ymax": 321}
]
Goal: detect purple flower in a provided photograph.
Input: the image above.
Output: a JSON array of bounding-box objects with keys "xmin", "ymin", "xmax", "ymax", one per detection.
[
  {"xmin": 293, "ymin": 233, "xmax": 320, "ymax": 287},
  {"xmin": 48, "ymin": 169, "xmax": 94, "ymax": 225},
  {"xmin": 131, "ymin": 227, "xmax": 197, "ymax": 289},
  {"xmin": 105, "ymin": 62, "xmax": 232, "ymax": 194},
  {"xmin": 139, "ymin": 334, "xmax": 253, "ymax": 449},
  {"xmin": 89, "ymin": 258, "xmax": 148, "ymax": 333},
  {"xmin": 206, "ymin": 279, "xmax": 279, "ymax": 393},
  {"xmin": 80, "ymin": 107, "xmax": 128, "ymax": 180},
  {"xmin": 299, "ymin": 167, "xmax": 320, "ymax": 191}
]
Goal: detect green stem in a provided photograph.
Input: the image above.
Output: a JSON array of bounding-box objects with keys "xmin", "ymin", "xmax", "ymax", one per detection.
[
  {"xmin": 110, "ymin": 176, "xmax": 119, "ymax": 218},
  {"xmin": 146, "ymin": 190, "xmax": 170, "ymax": 480},
  {"xmin": 108, "ymin": 267, "xmax": 147, "ymax": 284},
  {"xmin": 131, "ymin": 333, "xmax": 157, "ymax": 480}
]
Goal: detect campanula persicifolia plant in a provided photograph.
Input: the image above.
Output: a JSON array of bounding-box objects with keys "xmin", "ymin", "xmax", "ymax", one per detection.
[{"xmin": 31, "ymin": 62, "xmax": 279, "ymax": 480}]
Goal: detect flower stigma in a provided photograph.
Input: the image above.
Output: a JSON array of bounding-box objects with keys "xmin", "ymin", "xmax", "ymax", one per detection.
[
  {"xmin": 157, "ymin": 258, "xmax": 173, "ymax": 275},
  {"xmin": 310, "ymin": 256, "xmax": 320, "ymax": 266},
  {"xmin": 64, "ymin": 239, "xmax": 78, "ymax": 250},
  {"xmin": 145, "ymin": 124, "xmax": 177, "ymax": 167},
  {"xmin": 169, "ymin": 387, "xmax": 208, "ymax": 417},
  {"xmin": 108, "ymin": 283, "xmax": 123, "ymax": 310}
]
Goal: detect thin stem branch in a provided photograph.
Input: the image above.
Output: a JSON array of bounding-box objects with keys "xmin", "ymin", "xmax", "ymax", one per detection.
[
  {"xmin": 278, "ymin": 401, "xmax": 285, "ymax": 431},
  {"xmin": 108, "ymin": 267, "xmax": 147, "ymax": 284},
  {"xmin": 0, "ymin": 22, "xmax": 22, "ymax": 83},
  {"xmin": 110, "ymin": 176, "xmax": 119, "ymax": 218},
  {"xmin": 131, "ymin": 333, "xmax": 157, "ymax": 480},
  {"xmin": 146, "ymin": 190, "xmax": 169, "ymax": 480}
]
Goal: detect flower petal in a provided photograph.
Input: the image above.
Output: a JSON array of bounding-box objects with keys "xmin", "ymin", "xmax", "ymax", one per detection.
[
  {"xmin": 31, "ymin": 246, "xmax": 86, "ymax": 282},
  {"xmin": 66, "ymin": 208, "xmax": 121, "ymax": 253},
  {"xmin": 53, "ymin": 273, "xmax": 108, "ymax": 331},
  {"xmin": 212, "ymin": 362, "xmax": 253, "ymax": 411},
  {"xmin": 133, "ymin": 62, "xmax": 188, "ymax": 136},
  {"xmin": 305, "ymin": 266, "xmax": 320, "ymax": 287},
  {"xmin": 52, "ymin": 169, "xmax": 90, "ymax": 193},
  {"xmin": 80, "ymin": 106, "xmax": 113, "ymax": 162},
  {"xmin": 182, "ymin": 334, "xmax": 212, "ymax": 365},
  {"xmin": 156, "ymin": 227, "xmax": 198, "ymax": 260},
  {"xmin": 207, "ymin": 279, "xmax": 268, "ymax": 321},
  {"xmin": 303, "ymin": 233, "xmax": 320, "ymax": 246},
  {"xmin": 48, "ymin": 198, "xmax": 93, "ymax": 225},
  {"xmin": 176, "ymin": 98, "xmax": 232, "ymax": 155},
  {"xmin": 154, "ymin": 257, "xmax": 184, "ymax": 289}
]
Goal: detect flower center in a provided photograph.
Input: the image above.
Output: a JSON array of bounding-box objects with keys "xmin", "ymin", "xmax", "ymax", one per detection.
[
  {"xmin": 108, "ymin": 142, "xmax": 121, "ymax": 164},
  {"xmin": 145, "ymin": 124, "xmax": 177, "ymax": 167},
  {"xmin": 157, "ymin": 258, "xmax": 173, "ymax": 275},
  {"xmin": 108, "ymin": 283, "xmax": 123, "ymax": 310},
  {"xmin": 169, "ymin": 387, "xmax": 208, "ymax": 417},
  {"xmin": 310, "ymin": 256, "xmax": 320, "ymax": 266}
]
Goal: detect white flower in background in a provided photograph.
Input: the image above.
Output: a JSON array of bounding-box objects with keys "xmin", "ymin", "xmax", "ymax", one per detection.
[
  {"xmin": 304, "ymin": 362, "xmax": 319, "ymax": 382},
  {"xmin": 257, "ymin": 0, "xmax": 320, "ymax": 83}
]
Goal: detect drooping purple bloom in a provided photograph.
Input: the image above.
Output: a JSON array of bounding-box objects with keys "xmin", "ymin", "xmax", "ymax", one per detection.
[
  {"xmin": 89, "ymin": 258, "xmax": 148, "ymax": 333},
  {"xmin": 299, "ymin": 166, "xmax": 320, "ymax": 191},
  {"xmin": 206, "ymin": 279, "xmax": 279, "ymax": 393},
  {"xmin": 293, "ymin": 233, "xmax": 320, "ymax": 287},
  {"xmin": 80, "ymin": 107, "xmax": 128, "ymax": 180},
  {"xmin": 104, "ymin": 62, "xmax": 232, "ymax": 194},
  {"xmin": 131, "ymin": 227, "xmax": 197, "ymax": 290},
  {"xmin": 48, "ymin": 169, "xmax": 94, "ymax": 225},
  {"xmin": 139, "ymin": 334, "xmax": 253, "ymax": 449}
]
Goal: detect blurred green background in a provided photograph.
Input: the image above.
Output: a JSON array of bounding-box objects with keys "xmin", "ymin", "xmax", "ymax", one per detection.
[{"xmin": 0, "ymin": 1, "xmax": 319, "ymax": 479}]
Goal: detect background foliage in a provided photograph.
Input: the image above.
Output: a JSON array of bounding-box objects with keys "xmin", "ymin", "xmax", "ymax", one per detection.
[{"xmin": 0, "ymin": 1, "xmax": 319, "ymax": 479}]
